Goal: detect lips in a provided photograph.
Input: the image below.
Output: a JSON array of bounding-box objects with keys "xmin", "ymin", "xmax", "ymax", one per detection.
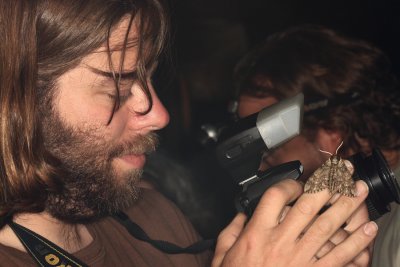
[{"xmin": 118, "ymin": 154, "xmax": 146, "ymax": 169}]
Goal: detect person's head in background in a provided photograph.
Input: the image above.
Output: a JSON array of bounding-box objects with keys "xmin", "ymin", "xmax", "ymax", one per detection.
[{"xmin": 233, "ymin": 24, "xmax": 400, "ymax": 179}]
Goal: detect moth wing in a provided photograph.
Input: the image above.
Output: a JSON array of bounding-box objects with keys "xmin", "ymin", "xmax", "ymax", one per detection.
[
  {"xmin": 304, "ymin": 160, "xmax": 330, "ymax": 193},
  {"xmin": 333, "ymin": 159, "xmax": 356, "ymax": 197}
]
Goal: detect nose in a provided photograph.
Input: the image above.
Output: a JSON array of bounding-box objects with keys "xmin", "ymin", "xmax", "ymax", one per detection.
[{"xmin": 126, "ymin": 82, "xmax": 170, "ymax": 133}]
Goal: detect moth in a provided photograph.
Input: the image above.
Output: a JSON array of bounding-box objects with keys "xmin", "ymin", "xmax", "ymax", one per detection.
[{"xmin": 304, "ymin": 141, "xmax": 356, "ymax": 197}]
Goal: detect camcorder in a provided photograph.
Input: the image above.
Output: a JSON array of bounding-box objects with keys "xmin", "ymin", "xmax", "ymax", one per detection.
[{"xmin": 208, "ymin": 93, "xmax": 400, "ymax": 219}]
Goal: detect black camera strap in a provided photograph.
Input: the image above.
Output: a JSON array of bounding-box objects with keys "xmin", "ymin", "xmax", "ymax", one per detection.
[
  {"xmin": 112, "ymin": 211, "xmax": 216, "ymax": 254},
  {"xmin": 8, "ymin": 221, "xmax": 88, "ymax": 267},
  {"xmin": 7, "ymin": 213, "xmax": 215, "ymax": 267}
]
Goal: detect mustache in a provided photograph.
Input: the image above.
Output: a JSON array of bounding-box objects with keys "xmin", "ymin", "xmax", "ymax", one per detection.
[{"xmin": 108, "ymin": 132, "xmax": 159, "ymax": 158}]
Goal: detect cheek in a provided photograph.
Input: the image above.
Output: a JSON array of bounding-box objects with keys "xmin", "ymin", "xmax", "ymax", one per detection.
[
  {"xmin": 105, "ymin": 112, "xmax": 131, "ymax": 139},
  {"xmin": 269, "ymin": 149, "xmax": 298, "ymax": 164},
  {"xmin": 57, "ymin": 92, "xmax": 113, "ymax": 127},
  {"xmin": 238, "ymin": 104, "xmax": 258, "ymax": 118},
  {"xmin": 238, "ymin": 96, "xmax": 278, "ymax": 117},
  {"xmin": 266, "ymin": 137, "xmax": 310, "ymax": 163}
]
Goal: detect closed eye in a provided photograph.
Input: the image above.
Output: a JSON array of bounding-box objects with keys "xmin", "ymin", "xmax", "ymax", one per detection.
[
  {"xmin": 107, "ymin": 90, "xmax": 132, "ymax": 105},
  {"xmin": 87, "ymin": 66, "xmax": 138, "ymax": 81}
]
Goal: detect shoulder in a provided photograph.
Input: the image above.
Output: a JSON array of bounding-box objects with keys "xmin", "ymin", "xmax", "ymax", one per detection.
[{"xmin": 0, "ymin": 244, "xmax": 34, "ymax": 266}]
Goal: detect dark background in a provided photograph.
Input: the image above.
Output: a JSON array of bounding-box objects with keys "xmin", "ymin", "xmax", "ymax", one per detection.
[{"xmin": 158, "ymin": 0, "xmax": 400, "ymax": 155}]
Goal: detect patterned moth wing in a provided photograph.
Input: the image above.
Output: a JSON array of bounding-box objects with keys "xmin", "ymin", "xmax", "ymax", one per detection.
[
  {"xmin": 305, "ymin": 141, "xmax": 356, "ymax": 196},
  {"xmin": 332, "ymin": 156, "xmax": 356, "ymax": 197},
  {"xmin": 304, "ymin": 155, "xmax": 356, "ymax": 196},
  {"xmin": 304, "ymin": 160, "xmax": 330, "ymax": 193}
]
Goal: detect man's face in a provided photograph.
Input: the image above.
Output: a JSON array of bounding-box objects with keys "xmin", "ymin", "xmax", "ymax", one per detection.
[
  {"xmin": 42, "ymin": 17, "xmax": 169, "ymax": 223},
  {"xmin": 237, "ymin": 94, "xmax": 325, "ymax": 180}
]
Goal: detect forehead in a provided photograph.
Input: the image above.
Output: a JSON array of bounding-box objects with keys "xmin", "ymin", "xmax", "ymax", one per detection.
[
  {"xmin": 81, "ymin": 16, "xmax": 140, "ymax": 71},
  {"xmin": 238, "ymin": 95, "xmax": 278, "ymax": 118}
]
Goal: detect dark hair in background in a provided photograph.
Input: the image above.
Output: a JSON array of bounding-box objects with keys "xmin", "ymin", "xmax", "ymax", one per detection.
[
  {"xmin": 0, "ymin": 0, "xmax": 169, "ymax": 222},
  {"xmin": 234, "ymin": 24, "xmax": 400, "ymax": 155}
]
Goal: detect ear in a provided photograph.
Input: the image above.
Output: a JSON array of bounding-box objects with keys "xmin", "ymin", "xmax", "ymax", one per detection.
[{"xmin": 315, "ymin": 128, "xmax": 343, "ymax": 154}]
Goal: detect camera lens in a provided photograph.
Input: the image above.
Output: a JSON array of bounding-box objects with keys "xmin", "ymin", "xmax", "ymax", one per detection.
[{"xmin": 348, "ymin": 149, "xmax": 400, "ymax": 220}]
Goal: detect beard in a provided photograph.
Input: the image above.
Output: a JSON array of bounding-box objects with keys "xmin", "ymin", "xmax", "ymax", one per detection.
[{"xmin": 41, "ymin": 109, "xmax": 158, "ymax": 224}]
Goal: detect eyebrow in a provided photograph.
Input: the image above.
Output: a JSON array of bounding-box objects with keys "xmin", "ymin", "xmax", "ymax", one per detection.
[{"xmin": 87, "ymin": 66, "xmax": 138, "ymax": 81}]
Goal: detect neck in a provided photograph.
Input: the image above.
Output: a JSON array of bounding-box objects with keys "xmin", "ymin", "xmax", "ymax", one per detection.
[{"xmin": 0, "ymin": 212, "xmax": 93, "ymax": 253}]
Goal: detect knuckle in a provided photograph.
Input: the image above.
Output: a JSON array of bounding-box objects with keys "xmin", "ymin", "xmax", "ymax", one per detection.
[
  {"xmin": 240, "ymin": 231, "xmax": 260, "ymax": 252},
  {"xmin": 349, "ymin": 233, "xmax": 368, "ymax": 251},
  {"xmin": 262, "ymin": 185, "xmax": 286, "ymax": 202},
  {"xmin": 314, "ymin": 216, "xmax": 335, "ymax": 236},
  {"xmin": 294, "ymin": 199, "xmax": 315, "ymax": 215},
  {"xmin": 336, "ymin": 197, "xmax": 356, "ymax": 211}
]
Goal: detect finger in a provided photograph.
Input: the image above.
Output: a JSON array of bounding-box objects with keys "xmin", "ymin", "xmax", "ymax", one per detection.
[
  {"xmin": 343, "ymin": 202, "xmax": 369, "ymax": 232},
  {"xmin": 343, "ymin": 159, "xmax": 354, "ymax": 174},
  {"xmin": 249, "ymin": 179, "xmax": 303, "ymax": 229},
  {"xmin": 315, "ymin": 239, "xmax": 335, "ymax": 260},
  {"xmin": 296, "ymin": 196, "xmax": 342, "ymax": 239},
  {"xmin": 278, "ymin": 187, "xmax": 333, "ymax": 239},
  {"xmin": 278, "ymin": 206, "xmax": 291, "ymax": 224},
  {"xmin": 328, "ymin": 193, "xmax": 341, "ymax": 205},
  {"xmin": 297, "ymin": 181, "xmax": 369, "ymax": 258},
  {"xmin": 315, "ymin": 228, "xmax": 348, "ymax": 259},
  {"xmin": 329, "ymin": 228, "xmax": 349, "ymax": 244},
  {"xmin": 328, "ymin": 183, "xmax": 369, "ymax": 233},
  {"xmin": 349, "ymin": 248, "xmax": 371, "ymax": 267},
  {"xmin": 212, "ymin": 213, "xmax": 247, "ymax": 267},
  {"xmin": 318, "ymin": 221, "xmax": 377, "ymax": 266}
]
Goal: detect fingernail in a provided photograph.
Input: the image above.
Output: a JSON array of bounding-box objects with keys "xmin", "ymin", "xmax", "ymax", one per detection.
[
  {"xmin": 355, "ymin": 181, "xmax": 369, "ymax": 196},
  {"xmin": 363, "ymin": 221, "xmax": 378, "ymax": 236}
]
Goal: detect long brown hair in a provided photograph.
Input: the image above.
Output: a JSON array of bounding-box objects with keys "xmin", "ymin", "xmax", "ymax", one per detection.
[{"xmin": 0, "ymin": 0, "xmax": 169, "ymax": 222}]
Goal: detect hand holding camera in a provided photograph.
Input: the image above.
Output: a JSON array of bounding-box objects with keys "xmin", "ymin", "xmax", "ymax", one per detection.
[{"xmin": 212, "ymin": 178, "xmax": 376, "ymax": 267}]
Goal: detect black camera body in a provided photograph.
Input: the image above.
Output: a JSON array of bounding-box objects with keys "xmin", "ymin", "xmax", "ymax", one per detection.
[
  {"xmin": 348, "ymin": 149, "xmax": 400, "ymax": 220},
  {"xmin": 234, "ymin": 160, "xmax": 303, "ymax": 217},
  {"xmin": 214, "ymin": 94, "xmax": 400, "ymax": 219}
]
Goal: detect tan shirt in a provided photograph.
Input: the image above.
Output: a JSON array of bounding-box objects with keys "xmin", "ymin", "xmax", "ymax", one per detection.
[
  {"xmin": 0, "ymin": 189, "xmax": 212, "ymax": 266},
  {"xmin": 371, "ymin": 163, "xmax": 400, "ymax": 267}
]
